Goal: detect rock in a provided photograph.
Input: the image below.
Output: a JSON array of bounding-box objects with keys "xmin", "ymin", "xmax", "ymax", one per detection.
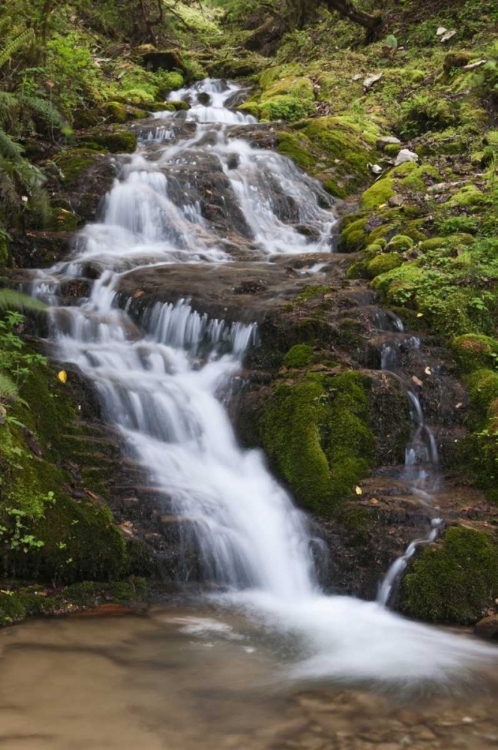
[
  {"xmin": 363, "ymin": 72, "xmax": 383, "ymax": 93},
  {"xmin": 377, "ymin": 136, "xmax": 402, "ymax": 150},
  {"xmin": 440, "ymin": 30, "xmax": 457, "ymax": 43},
  {"xmin": 463, "ymin": 59, "xmax": 487, "ymax": 71},
  {"xmin": 475, "ymin": 614, "xmax": 498, "ymax": 640},
  {"xmin": 395, "ymin": 149, "xmax": 419, "ymax": 166}
]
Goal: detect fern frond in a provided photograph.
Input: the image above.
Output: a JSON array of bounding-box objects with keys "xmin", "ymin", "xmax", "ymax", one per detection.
[
  {"xmin": 0, "ymin": 29, "xmax": 35, "ymax": 69},
  {"xmin": 0, "ymin": 289, "xmax": 46, "ymax": 312},
  {"xmin": 0, "ymin": 373, "xmax": 19, "ymax": 401},
  {"xmin": 18, "ymin": 94, "xmax": 68, "ymax": 131},
  {"xmin": 0, "ymin": 128, "xmax": 22, "ymax": 160},
  {"xmin": 0, "ymin": 90, "xmax": 20, "ymax": 130}
]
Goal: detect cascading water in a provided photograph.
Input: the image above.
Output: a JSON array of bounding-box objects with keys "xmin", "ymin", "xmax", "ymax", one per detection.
[
  {"xmin": 376, "ymin": 320, "xmax": 443, "ymax": 606},
  {"xmin": 31, "ymin": 79, "xmax": 495, "ymax": 687}
]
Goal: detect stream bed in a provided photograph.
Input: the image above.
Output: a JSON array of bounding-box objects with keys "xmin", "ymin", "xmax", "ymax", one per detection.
[{"xmin": 0, "ymin": 604, "xmax": 498, "ymax": 750}]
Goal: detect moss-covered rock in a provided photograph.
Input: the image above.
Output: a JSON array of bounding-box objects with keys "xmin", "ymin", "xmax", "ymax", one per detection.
[
  {"xmin": 84, "ymin": 128, "xmax": 137, "ymax": 154},
  {"xmin": 284, "ymin": 343, "xmax": 314, "ymax": 368},
  {"xmin": 54, "ymin": 149, "xmax": 102, "ymax": 185},
  {"xmin": 452, "ymin": 334, "xmax": 498, "ymax": 373},
  {"xmin": 366, "ymin": 252, "xmax": 403, "ymax": 278},
  {"xmin": 259, "ymin": 372, "xmax": 375, "ymax": 514},
  {"xmin": 400, "ymin": 527, "xmax": 498, "ymax": 624},
  {"xmin": 386, "ymin": 234, "xmax": 414, "ymax": 252},
  {"xmin": 259, "ymin": 95, "xmax": 314, "ymax": 122},
  {"xmin": 361, "ymin": 177, "xmax": 395, "ymax": 209},
  {"xmin": 339, "ymin": 217, "xmax": 367, "ymax": 252}
]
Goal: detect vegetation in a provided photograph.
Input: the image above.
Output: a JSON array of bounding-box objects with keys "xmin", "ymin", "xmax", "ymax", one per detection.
[{"xmin": 0, "ymin": 0, "xmax": 496, "ymax": 626}]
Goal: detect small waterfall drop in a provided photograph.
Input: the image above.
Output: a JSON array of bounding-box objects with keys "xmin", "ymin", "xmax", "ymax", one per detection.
[{"xmin": 31, "ymin": 79, "xmax": 495, "ymax": 687}]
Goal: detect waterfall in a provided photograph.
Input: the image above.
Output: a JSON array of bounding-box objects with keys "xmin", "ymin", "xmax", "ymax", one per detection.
[{"xmin": 32, "ymin": 79, "xmax": 495, "ymax": 687}]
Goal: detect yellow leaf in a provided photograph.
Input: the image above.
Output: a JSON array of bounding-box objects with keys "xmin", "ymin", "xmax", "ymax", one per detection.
[
  {"xmin": 57, "ymin": 370, "xmax": 68, "ymax": 384},
  {"xmin": 355, "ymin": 485, "xmax": 362, "ymax": 495},
  {"xmin": 416, "ymin": 313, "xmax": 424, "ymax": 318}
]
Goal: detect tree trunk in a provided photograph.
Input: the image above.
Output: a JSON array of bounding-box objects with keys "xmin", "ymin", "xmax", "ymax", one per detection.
[{"xmin": 324, "ymin": 0, "xmax": 382, "ymax": 30}]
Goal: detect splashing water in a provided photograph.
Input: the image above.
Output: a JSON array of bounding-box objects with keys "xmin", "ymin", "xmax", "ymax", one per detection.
[{"xmin": 31, "ymin": 79, "xmax": 496, "ymax": 688}]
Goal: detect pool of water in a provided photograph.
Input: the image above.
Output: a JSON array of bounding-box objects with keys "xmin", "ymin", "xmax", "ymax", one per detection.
[{"xmin": 0, "ymin": 604, "xmax": 497, "ymax": 750}]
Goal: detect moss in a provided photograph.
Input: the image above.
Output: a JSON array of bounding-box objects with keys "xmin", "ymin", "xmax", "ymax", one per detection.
[
  {"xmin": 105, "ymin": 101, "xmax": 128, "ymax": 123},
  {"xmin": 284, "ymin": 344, "xmax": 314, "ymax": 368},
  {"xmin": 452, "ymin": 334, "xmax": 498, "ymax": 373},
  {"xmin": 0, "ymin": 590, "xmax": 58, "ymax": 626},
  {"xmin": 366, "ymin": 253, "xmax": 403, "ymax": 278},
  {"xmin": 400, "ymin": 527, "xmax": 498, "ymax": 624},
  {"xmin": 361, "ymin": 178, "xmax": 395, "ymax": 209},
  {"xmin": 276, "ymin": 132, "xmax": 317, "ymax": 170},
  {"xmin": 168, "ymin": 99, "xmax": 190, "ymax": 111},
  {"xmin": 296, "ymin": 285, "xmax": 330, "ymax": 303},
  {"xmin": 259, "ymin": 371, "xmax": 375, "ymax": 514},
  {"xmin": 49, "ymin": 208, "xmax": 79, "ymax": 232},
  {"xmin": 87, "ymin": 128, "xmax": 137, "ymax": 154},
  {"xmin": 261, "ymin": 76, "xmax": 313, "ymax": 101},
  {"xmin": 339, "ymin": 218, "xmax": 367, "ymax": 253},
  {"xmin": 448, "ymin": 184, "xmax": 490, "ymax": 209},
  {"xmin": 259, "ymin": 95, "xmax": 315, "ymax": 122},
  {"xmin": 398, "ymin": 164, "xmax": 441, "ymax": 192},
  {"xmin": 237, "ymin": 102, "xmax": 261, "ymax": 118},
  {"xmin": 386, "ymin": 234, "xmax": 414, "ymax": 252},
  {"xmin": 54, "ymin": 149, "xmax": 101, "ymax": 185},
  {"xmin": 467, "ymin": 368, "xmax": 498, "ymax": 417},
  {"xmin": 146, "ymin": 102, "xmax": 176, "ymax": 113}
]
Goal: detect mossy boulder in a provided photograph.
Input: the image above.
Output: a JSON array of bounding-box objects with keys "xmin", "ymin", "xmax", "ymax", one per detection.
[
  {"xmin": 339, "ymin": 217, "xmax": 367, "ymax": 253},
  {"xmin": 400, "ymin": 527, "xmax": 498, "ymax": 624},
  {"xmin": 361, "ymin": 177, "xmax": 395, "ymax": 209},
  {"xmin": 284, "ymin": 344, "xmax": 314, "ymax": 368},
  {"xmin": 105, "ymin": 102, "xmax": 129, "ymax": 123},
  {"xmin": 366, "ymin": 252, "xmax": 403, "ymax": 278},
  {"xmin": 168, "ymin": 100, "xmax": 190, "ymax": 111},
  {"xmin": 276, "ymin": 132, "xmax": 317, "ymax": 170},
  {"xmin": 386, "ymin": 234, "xmax": 414, "ymax": 252},
  {"xmin": 54, "ymin": 148, "xmax": 103, "ymax": 185},
  {"xmin": 84, "ymin": 128, "xmax": 137, "ymax": 154},
  {"xmin": 259, "ymin": 372, "xmax": 375, "ymax": 514},
  {"xmin": 259, "ymin": 95, "xmax": 315, "ymax": 122},
  {"xmin": 452, "ymin": 334, "xmax": 498, "ymax": 373}
]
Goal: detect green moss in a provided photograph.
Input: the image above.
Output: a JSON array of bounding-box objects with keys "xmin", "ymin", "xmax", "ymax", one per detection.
[
  {"xmin": 296, "ymin": 285, "xmax": 330, "ymax": 303},
  {"xmin": 49, "ymin": 208, "xmax": 79, "ymax": 232},
  {"xmin": 276, "ymin": 132, "xmax": 317, "ymax": 170},
  {"xmin": 339, "ymin": 218, "xmax": 367, "ymax": 253},
  {"xmin": 145, "ymin": 102, "xmax": 175, "ymax": 113},
  {"xmin": 261, "ymin": 76, "xmax": 314, "ymax": 102},
  {"xmin": 259, "ymin": 372, "xmax": 375, "ymax": 514},
  {"xmin": 259, "ymin": 95, "xmax": 315, "ymax": 122},
  {"xmin": 361, "ymin": 178, "xmax": 395, "ymax": 209},
  {"xmin": 105, "ymin": 102, "xmax": 128, "ymax": 123},
  {"xmin": 168, "ymin": 100, "xmax": 190, "ymax": 111},
  {"xmin": 284, "ymin": 344, "xmax": 314, "ymax": 368},
  {"xmin": 448, "ymin": 184, "xmax": 490, "ymax": 208},
  {"xmin": 400, "ymin": 527, "xmax": 498, "ymax": 624},
  {"xmin": 54, "ymin": 149, "xmax": 100, "ymax": 185},
  {"xmin": 87, "ymin": 128, "xmax": 137, "ymax": 154},
  {"xmin": 386, "ymin": 234, "xmax": 414, "ymax": 252},
  {"xmin": 366, "ymin": 253, "xmax": 403, "ymax": 278},
  {"xmin": 452, "ymin": 334, "xmax": 498, "ymax": 373}
]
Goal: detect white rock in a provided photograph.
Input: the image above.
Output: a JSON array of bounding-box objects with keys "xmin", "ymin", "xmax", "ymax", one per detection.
[
  {"xmin": 394, "ymin": 148, "xmax": 419, "ymax": 166},
  {"xmin": 436, "ymin": 26, "xmax": 447, "ymax": 35},
  {"xmin": 377, "ymin": 136, "xmax": 402, "ymax": 149},
  {"xmin": 368, "ymin": 163, "xmax": 383, "ymax": 175},
  {"xmin": 463, "ymin": 59, "xmax": 487, "ymax": 70},
  {"xmin": 351, "ymin": 73, "xmax": 363, "ymax": 81},
  {"xmin": 440, "ymin": 30, "xmax": 456, "ymax": 43},
  {"xmin": 363, "ymin": 72, "xmax": 383, "ymax": 92}
]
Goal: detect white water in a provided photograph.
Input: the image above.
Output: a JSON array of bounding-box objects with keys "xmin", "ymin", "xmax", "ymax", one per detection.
[{"xmin": 33, "ymin": 80, "xmax": 495, "ymax": 687}]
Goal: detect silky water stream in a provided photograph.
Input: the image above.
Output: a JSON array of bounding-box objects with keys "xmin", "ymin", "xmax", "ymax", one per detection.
[{"xmin": 1, "ymin": 79, "xmax": 497, "ymax": 750}]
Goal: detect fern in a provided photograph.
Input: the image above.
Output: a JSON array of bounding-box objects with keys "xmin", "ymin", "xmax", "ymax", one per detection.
[
  {"xmin": 0, "ymin": 29, "xmax": 35, "ymax": 69},
  {"xmin": 17, "ymin": 94, "xmax": 68, "ymax": 132},
  {"xmin": 0, "ymin": 289, "xmax": 46, "ymax": 312},
  {"xmin": 0, "ymin": 128, "xmax": 22, "ymax": 160},
  {"xmin": 0, "ymin": 372, "xmax": 19, "ymax": 401}
]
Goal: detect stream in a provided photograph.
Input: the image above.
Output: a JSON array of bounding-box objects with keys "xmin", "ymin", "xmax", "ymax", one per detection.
[{"xmin": 7, "ymin": 78, "xmax": 498, "ymax": 742}]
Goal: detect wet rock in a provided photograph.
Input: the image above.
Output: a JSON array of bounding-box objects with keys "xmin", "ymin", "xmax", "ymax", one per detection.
[{"xmin": 475, "ymin": 614, "xmax": 498, "ymax": 640}]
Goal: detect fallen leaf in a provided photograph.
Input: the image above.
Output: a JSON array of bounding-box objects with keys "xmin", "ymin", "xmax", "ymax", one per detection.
[
  {"xmin": 416, "ymin": 312, "xmax": 424, "ymax": 318},
  {"xmin": 436, "ymin": 26, "xmax": 447, "ymax": 36},
  {"xmin": 133, "ymin": 290, "xmax": 144, "ymax": 298},
  {"xmin": 424, "ymin": 366, "xmax": 431, "ymax": 375},
  {"xmin": 412, "ymin": 375, "xmax": 423, "ymax": 387},
  {"xmin": 455, "ymin": 402, "xmax": 463, "ymax": 409},
  {"xmin": 370, "ymin": 497, "xmax": 379, "ymax": 505},
  {"xmin": 57, "ymin": 370, "xmax": 68, "ymax": 384},
  {"xmin": 355, "ymin": 486, "xmax": 363, "ymax": 495}
]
